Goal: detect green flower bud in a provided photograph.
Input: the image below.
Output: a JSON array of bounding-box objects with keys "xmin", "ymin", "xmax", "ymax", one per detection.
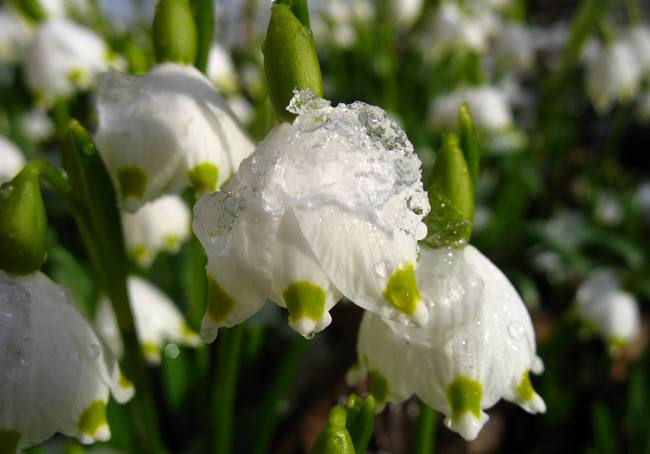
[
  {"xmin": 153, "ymin": 0, "xmax": 198, "ymax": 65},
  {"xmin": 0, "ymin": 165, "xmax": 47, "ymax": 274},
  {"xmin": 310, "ymin": 405, "xmax": 356, "ymax": 454},
  {"xmin": 345, "ymin": 394, "xmax": 375, "ymax": 454},
  {"xmin": 263, "ymin": 2, "xmax": 323, "ymax": 123},
  {"xmin": 458, "ymin": 103, "xmax": 479, "ymax": 189},
  {"xmin": 426, "ymin": 132, "xmax": 475, "ymax": 246}
]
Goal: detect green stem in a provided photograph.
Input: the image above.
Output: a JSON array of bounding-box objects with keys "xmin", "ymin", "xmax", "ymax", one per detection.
[
  {"xmin": 411, "ymin": 401, "xmax": 436, "ymax": 454},
  {"xmin": 210, "ymin": 324, "xmax": 246, "ymax": 454},
  {"xmin": 23, "ymin": 159, "xmax": 75, "ymax": 201},
  {"xmin": 252, "ymin": 338, "xmax": 310, "ymax": 454},
  {"xmin": 192, "ymin": 0, "xmax": 214, "ymax": 74}
]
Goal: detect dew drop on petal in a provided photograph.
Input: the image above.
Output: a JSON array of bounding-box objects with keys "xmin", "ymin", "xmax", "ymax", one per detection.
[
  {"xmin": 508, "ymin": 322, "xmax": 525, "ymax": 340},
  {"xmin": 164, "ymin": 343, "xmax": 180, "ymax": 359}
]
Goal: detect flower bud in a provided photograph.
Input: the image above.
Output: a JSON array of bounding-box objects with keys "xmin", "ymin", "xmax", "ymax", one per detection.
[
  {"xmin": 310, "ymin": 405, "xmax": 356, "ymax": 454},
  {"xmin": 263, "ymin": 3, "xmax": 323, "ymax": 123},
  {"xmin": 426, "ymin": 132, "xmax": 475, "ymax": 246},
  {"xmin": 152, "ymin": 0, "xmax": 197, "ymax": 65},
  {"xmin": 345, "ymin": 394, "xmax": 375, "ymax": 453},
  {"xmin": 0, "ymin": 164, "xmax": 47, "ymax": 275}
]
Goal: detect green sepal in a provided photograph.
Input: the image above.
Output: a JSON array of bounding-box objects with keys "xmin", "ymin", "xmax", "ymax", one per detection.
[
  {"xmin": 310, "ymin": 405, "xmax": 356, "ymax": 454},
  {"xmin": 9, "ymin": 0, "xmax": 46, "ymax": 22},
  {"xmin": 0, "ymin": 165, "xmax": 47, "ymax": 274},
  {"xmin": 458, "ymin": 103, "xmax": 479, "ymax": 189},
  {"xmin": 263, "ymin": 3, "xmax": 323, "ymax": 123},
  {"xmin": 426, "ymin": 132, "xmax": 475, "ymax": 246},
  {"xmin": 345, "ymin": 394, "xmax": 376, "ymax": 454},
  {"xmin": 153, "ymin": 0, "xmax": 198, "ymax": 65}
]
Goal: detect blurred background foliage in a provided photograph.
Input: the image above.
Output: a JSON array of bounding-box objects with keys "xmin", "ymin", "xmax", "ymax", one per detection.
[{"xmin": 1, "ymin": 0, "xmax": 649, "ymax": 452}]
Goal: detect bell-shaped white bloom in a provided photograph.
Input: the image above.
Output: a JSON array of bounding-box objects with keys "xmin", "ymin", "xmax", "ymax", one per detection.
[
  {"xmin": 494, "ymin": 23, "xmax": 534, "ymax": 71},
  {"xmin": 429, "ymin": 2, "xmax": 489, "ymax": 56},
  {"xmin": 0, "ymin": 270, "xmax": 134, "ymax": 452},
  {"xmin": 625, "ymin": 25, "xmax": 650, "ymax": 74},
  {"xmin": 576, "ymin": 269, "xmax": 640, "ymax": 355},
  {"xmin": 95, "ymin": 62, "xmax": 255, "ymax": 212},
  {"xmin": 390, "ymin": 0, "xmax": 422, "ymax": 28},
  {"xmin": 349, "ymin": 245, "xmax": 545, "ymax": 441},
  {"xmin": 429, "ymin": 86, "xmax": 512, "ymax": 132},
  {"xmin": 95, "ymin": 276, "xmax": 200, "ymax": 365},
  {"xmin": 0, "ymin": 136, "xmax": 26, "ymax": 184},
  {"xmin": 19, "ymin": 109, "xmax": 55, "ymax": 144},
  {"xmin": 207, "ymin": 42, "xmax": 239, "ymax": 95},
  {"xmin": 585, "ymin": 39, "xmax": 642, "ymax": 114},
  {"xmin": 24, "ymin": 18, "xmax": 119, "ymax": 107},
  {"xmin": 0, "ymin": 5, "xmax": 32, "ymax": 64},
  {"xmin": 121, "ymin": 194, "xmax": 191, "ymax": 267},
  {"xmin": 193, "ymin": 91, "xmax": 430, "ymax": 341}
]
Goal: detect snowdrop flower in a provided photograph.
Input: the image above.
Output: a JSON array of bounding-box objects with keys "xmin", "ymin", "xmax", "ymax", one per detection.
[
  {"xmin": 494, "ymin": 23, "xmax": 534, "ymax": 71},
  {"xmin": 349, "ymin": 245, "xmax": 545, "ymax": 441},
  {"xmin": 193, "ymin": 91, "xmax": 430, "ymax": 341},
  {"xmin": 625, "ymin": 25, "xmax": 650, "ymax": 74},
  {"xmin": 0, "ymin": 270, "xmax": 134, "ymax": 452},
  {"xmin": 0, "ymin": 6, "xmax": 32, "ymax": 64},
  {"xmin": 95, "ymin": 276, "xmax": 200, "ymax": 365},
  {"xmin": 429, "ymin": 86, "xmax": 512, "ymax": 132},
  {"xmin": 24, "ymin": 18, "xmax": 119, "ymax": 107},
  {"xmin": 207, "ymin": 42, "xmax": 239, "ymax": 95},
  {"xmin": 429, "ymin": 2, "xmax": 489, "ymax": 56},
  {"xmin": 585, "ymin": 39, "xmax": 642, "ymax": 114},
  {"xmin": 390, "ymin": 0, "xmax": 422, "ymax": 28},
  {"xmin": 0, "ymin": 137, "xmax": 26, "ymax": 184},
  {"xmin": 122, "ymin": 194, "xmax": 191, "ymax": 267},
  {"xmin": 19, "ymin": 109, "xmax": 55, "ymax": 143},
  {"xmin": 96, "ymin": 62, "xmax": 255, "ymax": 212},
  {"xmin": 576, "ymin": 269, "xmax": 640, "ymax": 355}
]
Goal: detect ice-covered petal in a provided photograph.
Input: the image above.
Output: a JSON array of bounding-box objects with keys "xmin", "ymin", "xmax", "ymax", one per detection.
[
  {"xmin": 294, "ymin": 205, "xmax": 428, "ymax": 327},
  {"xmin": 269, "ymin": 208, "xmax": 342, "ymax": 337}
]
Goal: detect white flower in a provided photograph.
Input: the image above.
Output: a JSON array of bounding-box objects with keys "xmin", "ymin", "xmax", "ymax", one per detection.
[
  {"xmin": 625, "ymin": 25, "xmax": 650, "ymax": 74},
  {"xmin": 429, "ymin": 86, "xmax": 512, "ymax": 132},
  {"xmin": 0, "ymin": 270, "xmax": 134, "ymax": 451},
  {"xmin": 206, "ymin": 42, "xmax": 239, "ymax": 95},
  {"xmin": 390, "ymin": 0, "xmax": 422, "ymax": 28},
  {"xmin": 0, "ymin": 5, "xmax": 32, "ymax": 64},
  {"xmin": 193, "ymin": 91, "xmax": 430, "ymax": 341},
  {"xmin": 95, "ymin": 62, "xmax": 255, "ymax": 212},
  {"xmin": 429, "ymin": 2, "xmax": 489, "ymax": 56},
  {"xmin": 494, "ymin": 23, "xmax": 534, "ymax": 71},
  {"xmin": 95, "ymin": 276, "xmax": 200, "ymax": 365},
  {"xmin": 24, "ymin": 18, "xmax": 120, "ymax": 107},
  {"xmin": 349, "ymin": 245, "xmax": 545, "ymax": 441},
  {"xmin": 19, "ymin": 109, "xmax": 55, "ymax": 143},
  {"xmin": 585, "ymin": 39, "xmax": 642, "ymax": 114},
  {"xmin": 122, "ymin": 194, "xmax": 191, "ymax": 267},
  {"xmin": 0, "ymin": 136, "xmax": 26, "ymax": 184},
  {"xmin": 576, "ymin": 269, "xmax": 640, "ymax": 355}
]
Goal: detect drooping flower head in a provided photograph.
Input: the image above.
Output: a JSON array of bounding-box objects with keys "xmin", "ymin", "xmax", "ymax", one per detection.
[
  {"xmin": 95, "ymin": 276, "xmax": 201, "ymax": 365},
  {"xmin": 349, "ymin": 245, "xmax": 545, "ymax": 441},
  {"xmin": 0, "ymin": 270, "xmax": 134, "ymax": 452},
  {"xmin": 193, "ymin": 91, "xmax": 430, "ymax": 341},
  {"xmin": 96, "ymin": 62, "xmax": 255, "ymax": 212},
  {"xmin": 24, "ymin": 18, "xmax": 119, "ymax": 107},
  {"xmin": 576, "ymin": 269, "xmax": 640, "ymax": 355},
  {"xmin": 121, "ymin": 194, "xmax": 191, "ymax": 268}
]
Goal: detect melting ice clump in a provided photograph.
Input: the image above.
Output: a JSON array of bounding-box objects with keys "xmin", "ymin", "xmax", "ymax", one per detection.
[{"xmin": 193, "ymin": 90, "xmax": 430, "ymax": 254}]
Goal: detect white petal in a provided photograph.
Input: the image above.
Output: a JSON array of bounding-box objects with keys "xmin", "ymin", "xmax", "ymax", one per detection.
[
  {"xmin": 0, "ymin": 136, "xmax": 26, "ymax": 184},
  {"xmin": 269, "ymin": 208, "xmax": 342, "ymax": 337},
  {"xmin": 443, "ymin": 411, "xmax": 490, "ymax": 442},
  {"xmin": 294, "ymin": 205, "xmax": 428, "ymax": 327},
  {"xmin": 199, "ymin": 204, "xmax": 277, "ymax": 343}
]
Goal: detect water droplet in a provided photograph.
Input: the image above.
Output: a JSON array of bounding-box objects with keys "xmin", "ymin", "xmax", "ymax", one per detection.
[
  {"xmin": 508, "ymin": 322, "xmax": 525, "ymax": 340},
  {"xmin": 0, "ymin": 183, "xmax": 15, "ymax": 200},
  {"xmin": 85, "ymin": 343, "xmax": 101, "ymax": 358},
  {"xmin": 415, "ymin": 223, "xmax": 427, "ymax": 241},
  {"xmin": 374, "ymin": 260, "xmax": 393, "ymax": 278},
  {"xmin": 305, "ymin": 332, "xmax": 316, "ymax": 340},
  {"xmin": 164, "ymin": 344, "xmax": 180, "ymax": 359}
]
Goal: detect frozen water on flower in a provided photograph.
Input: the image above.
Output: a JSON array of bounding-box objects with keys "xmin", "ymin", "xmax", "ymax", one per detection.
[{"xmin": 194, "ymin": 91, "xmax": 429, "ymax": 255}]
